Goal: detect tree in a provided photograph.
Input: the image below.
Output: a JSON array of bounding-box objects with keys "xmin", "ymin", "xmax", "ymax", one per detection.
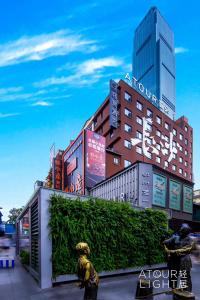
[{"xmin": 7, "ymin": 207, "xmax": 24, "ymax": 224}]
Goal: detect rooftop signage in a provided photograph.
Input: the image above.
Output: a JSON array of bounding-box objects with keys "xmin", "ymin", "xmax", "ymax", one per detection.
[{"xmin": 125, "ymin": 73, "xmax": 173, "ymax": 118}]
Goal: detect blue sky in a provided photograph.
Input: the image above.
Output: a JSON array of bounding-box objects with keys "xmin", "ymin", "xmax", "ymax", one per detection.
[{"xmin": 0, "ymin": 0, "xmax": 199, "ymax": 220}]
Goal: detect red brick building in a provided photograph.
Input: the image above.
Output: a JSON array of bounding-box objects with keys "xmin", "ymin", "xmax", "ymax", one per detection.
[{"xmin": 86, "ymin": 79, "xmax": 193, "ymax": 184}]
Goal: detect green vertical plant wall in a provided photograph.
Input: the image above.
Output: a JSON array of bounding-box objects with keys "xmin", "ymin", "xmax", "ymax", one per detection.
[{"xmin": 49, "ymin": 195, "xmax": 168, "ymax": 278}]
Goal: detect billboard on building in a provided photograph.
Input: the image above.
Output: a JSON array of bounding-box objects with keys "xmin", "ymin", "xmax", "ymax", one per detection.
[
  {"xmin": 85, "ymin": 130, "xmax": 106, "ymax": 188},
  {"xmin": 169, "ymin": 180, "xmax": 181, "ymax": 210},
  {"xmin": 63, "ymin": 134, "xmax": 84, "ymax": 194},
  {"xmin": 183, "ymin": 185, "xmax": 193, "ymax": 213},
  {"xmin": 153, "ymin": 173, "xmax": 166, "ymax": 207}
]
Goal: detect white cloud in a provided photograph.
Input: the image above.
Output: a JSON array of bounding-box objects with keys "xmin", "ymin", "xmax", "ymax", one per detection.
[
  {"xmin": 175, "ymin": 47, "xmax": 189, "ymax": 54},
  {"xmin": 35, "ymin": 57, "xmax": 123, "ymax": 88},
  {"xmin": 0, "ymin": 87, "xmax": 23, "ymax": 95},
  {"xmin": 0, "ymin": 112, "xmax": 19, "ymax": 118},
  {"xmin": 31, "ymin": 101, "xmax": 52, "ymax": 107},
  {"xmin": 0, "ymin": 30, "xmax": 99, "ymax": 67}
]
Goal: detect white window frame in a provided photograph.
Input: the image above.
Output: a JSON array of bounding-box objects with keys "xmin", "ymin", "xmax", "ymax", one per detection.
[
  {"xmin": 136, "ymin": 146, "xmax": 142, "ymax": 154},
  {"xmin": 114, "ymin": 157, "xmax": 119, "ymax": 165},
  {"xmin": 156, "ymin": 116, "xmax": 161, "ymax": 124},
  {"xmin": 136, "ymin": 116, "xmax": 143, "ymax": 125},
  {"xmin": 156, "ymin": 156, "xmax": 161, "ymax": 163},
  {"xmin": 124, "ymin": 123, "xmax": 132, "ymax": 133},
  {"xmin": 124, "ymin": 108, "xmax": 132, "ymax": 118},
  {"xmin": 125, "ymin": 91, "xmax": 132, "ymax": 102},
  {"xmin": 124, "ymin": 160, "xmax": 131, "ymax": 168},
  {"xmin": 136, "ymin": 101, "xmax": 143, "ymax": 111},
  {"xmin": 124, "ymin": 139, "xmax": 132, "ymax": 149},
  {"xmin": 147, "ymin": 109, "xmax": 153, "ymax": 117},
  {"xmin": 136, "ymin": 131, "xmax": 143, "ymax": 140}
]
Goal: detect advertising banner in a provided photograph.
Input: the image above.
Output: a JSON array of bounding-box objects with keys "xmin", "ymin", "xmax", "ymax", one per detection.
[
  {"xmin": 109, "ymin": 80, "xmax": 119, "ymax": 128},
  {"xmin": 169, "ymin": 180, "xmax": 181, "ymax": 210},
  {"xmin": 63, "ymin": 134, "xmax": 84, "ymax": 194},
  {"xmin": 153, "ymin": 173, "xmax": 166, "ymax": 207},
  {"xmin": 85, "ymin": 130, "xmax": 106, "ymax": 188},
  {"xmin": 183, "ymin": 185, "xmax": 193, "ymax": 213}
]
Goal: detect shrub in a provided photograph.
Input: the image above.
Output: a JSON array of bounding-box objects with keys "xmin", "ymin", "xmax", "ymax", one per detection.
[
  {"xmin": 49, "ymin": 195, "xmax": 169, "ymax": 278},
  {"xmin": 20, "ymin": 249, "xmax": 30, "ymax": 265}
]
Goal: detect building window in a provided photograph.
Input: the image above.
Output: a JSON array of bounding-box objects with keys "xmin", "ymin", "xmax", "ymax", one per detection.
[
  {"xmin": 136, "ymin": 146, "xmax": 142, "ymax": 154},
  {"xmin": 146, "ymin": 152, "xmax": 152, "ymax": 159},
  {"xmin": 124, "ymin": 140, "xmax": 132, "ymax": 149},
  {"xmin": 165, "ymin": 136, "xmax": 169, "ymax": 142},
  {"xmin": 185, "ymin": 126, "xmax": 188, "ymax": 132},
  {"xmin": 190, "ymin": 174, "xmax": 192, "ymax": 180},
  {"xmin": 185, "ymin": 138, "xmax": 188, "ymax": 145},
  {"xmin": 185, "ymin": 150, "xmax": 188, "ymax": 156},
  {"xmin": 125, "ymin": 91, "xmax": 132, "ymax": 102},
  {"xmin": 100, "ymin": 111, "xmax": 103, "ymax": 119},
  {"xmin": 114, "ymin": 157, "xmax": 120, "ymax": 165},
  {"xmin": 179, "ymin": 157, "xmax": 183, "ymax": 163},
  {"xmin": 124, "ymin": 108, "xmax": 132, "ymax": 118},
  {"xmin": 136, "ymin": 101, "xmax": 143, "ymax": 111},
  {"xmin": 180, "ymin": 145, "xmax": 183, "ymax": 152},
  {"xmin": 146, "ymin": 137, "xmax": 152, "ymax": 145},
  {"xmin": 165, "ymin": 149, "xmax": 169, "ymax": 155},
  {"xmin": 124, "ymin": 123, "xmax": 132, "ymax": 133},
  {"xmin": 136, "ymin": 116, "xmax": 143, "ymax": 125},
  {"xmin": 165, "ymin": 122, "xmax": 169, "ymax": 130},
  {"xmin": 184, "ymin": 171, "xmax": 187, "ymax": 177},
  {"xmin": 172, "ymin": 165, "xmax": 177, "ymax": 171},
  {"xmin": 156, "ymin": 156, "xmax": 161, "ymax": 163},
  {"xmin": 179, "ymin": 168, "xmax": 183, "ymax": 175},
  {"xmin": 156, "ymin": 143, "xmax": 161, "ymax": 150},
  {"xmin": 147, "ymin": 109, "xmax": 153, "ymax": 117},
  {"xmin": 156, "ymin": 116, "xmax": 161, "ymax": 124},
  {"xmin": 136, "ymin": 131, "xmax": 143, "ymax": 140},
  {"xmin": 172, "ymin": 153, "xmax": 177, "ymax": 159},
  {"xmin": 164, "ymin": 161, "xmax": 169, "ymax": 168},
  {"xmin": 146, "ymin": 123, "xmax": 152, "ymax": 132},
  {"xmin": 173, "ymin": 128, "xmax": 177, "ymax": 136},
  {"xmin": 124, "ymin": 160, "xmax": 131, "ymax": 168},
  {"xmin": 110, "ymin": 129, "xmax": 114, "ymax": 138},
  {"xmin": 94, "ymin": 119, "xmax": 97, "ymax": 127},
  {"xmin": 179, "ymin": 133, "xmax": 183, "ymax": 140},
  {"xmin": 173, "ymin": 141, "xmax": 177, "ymax": 147},
  {"xmin": 185, "ymin": 161, "xmax": 188, "ymax": 167},
  {"xmin": 156, "ymin": 130, "xmax": 161, "ymax": 137},
  {"xmin": 190, "ymin": 142, "xmax": 192, "ymax": 148}
]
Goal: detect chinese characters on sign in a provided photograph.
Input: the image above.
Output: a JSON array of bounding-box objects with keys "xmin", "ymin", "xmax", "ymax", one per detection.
[
  {"xmin": 85, "ymin": 130, "xmax": 106, "ymax": 188},
  {"xmin": 131, "ymin": 117, "xmax": 179, "ymax": 163},
  {"xmin": 53, "ymin": 153, "xmax": 62, "ymax": 190},
  {"xmin": 153, "ymin": 173, "xmax": 166, "ymax": 207},
  {"xmin": 109, "ymin": 80, "xmax": 119, "ymax": 128}
]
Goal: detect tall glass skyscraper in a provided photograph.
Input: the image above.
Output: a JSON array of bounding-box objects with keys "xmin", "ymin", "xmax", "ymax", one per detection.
[{"xmin": 133, "ymin": 7, "xmax": 176, "ymax": 119}]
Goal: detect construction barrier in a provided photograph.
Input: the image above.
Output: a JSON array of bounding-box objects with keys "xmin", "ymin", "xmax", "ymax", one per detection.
[{"xmin": 0, "ymin": 256, "xmax": 15, "ymax": 268}]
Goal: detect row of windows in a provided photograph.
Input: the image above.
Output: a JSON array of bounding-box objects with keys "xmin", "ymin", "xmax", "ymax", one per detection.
[
  {"xmin": 124, "ymin": 91, "xmax": 190, "ymax": 136},
  {"xmin": 125, "ymin": 107, "xmax": 191, "ymax": 146},
  {"xmin": 123, "ymin": 123, "xmax": 192, "ymax": 158},
  {"xmin": 124, "ymin": 138, "xmax": 191, "ymax": 164},
  {"xmin": 113, "ymin": 157, "xmax": 131, "ymax": 168}
]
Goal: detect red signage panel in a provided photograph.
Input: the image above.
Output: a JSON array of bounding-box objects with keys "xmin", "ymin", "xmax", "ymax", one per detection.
[{"xmin": 85, "ymin": 130, "xmax": 106, "ymax": 188}]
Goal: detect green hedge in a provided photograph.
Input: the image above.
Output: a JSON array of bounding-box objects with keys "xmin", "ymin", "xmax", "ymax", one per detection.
[{"xmin": 49, "ymin": 195, "xmax": 169, "ymax": 278}]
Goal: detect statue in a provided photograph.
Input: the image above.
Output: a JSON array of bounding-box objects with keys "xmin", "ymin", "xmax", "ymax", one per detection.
[
  {"xmin": 76, "ymin": 242, "xmax": 99, "ymax": 300},
  {"xmin": 164, "ymin": 223, "xmax": 194, "ymax": 292}
]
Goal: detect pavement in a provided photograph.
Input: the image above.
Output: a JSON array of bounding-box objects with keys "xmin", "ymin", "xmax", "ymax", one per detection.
[{"xmin": 0, "ymin": 249, "xmax": 200, "ymax": 300}]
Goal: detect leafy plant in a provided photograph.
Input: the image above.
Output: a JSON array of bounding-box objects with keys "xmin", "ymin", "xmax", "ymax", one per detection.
[
  {"xmin": 49, "ymin": 195, "xmax": 169, "ymax": 278},
  {"xmin": 20, "ymin": 249, "xmax": 30, "ymax": 265}
]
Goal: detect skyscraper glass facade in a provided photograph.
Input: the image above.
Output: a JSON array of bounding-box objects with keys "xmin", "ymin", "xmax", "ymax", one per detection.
[{"xmin": 133, "ymin": 7, "xmax": 176, "ymax": 119}]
